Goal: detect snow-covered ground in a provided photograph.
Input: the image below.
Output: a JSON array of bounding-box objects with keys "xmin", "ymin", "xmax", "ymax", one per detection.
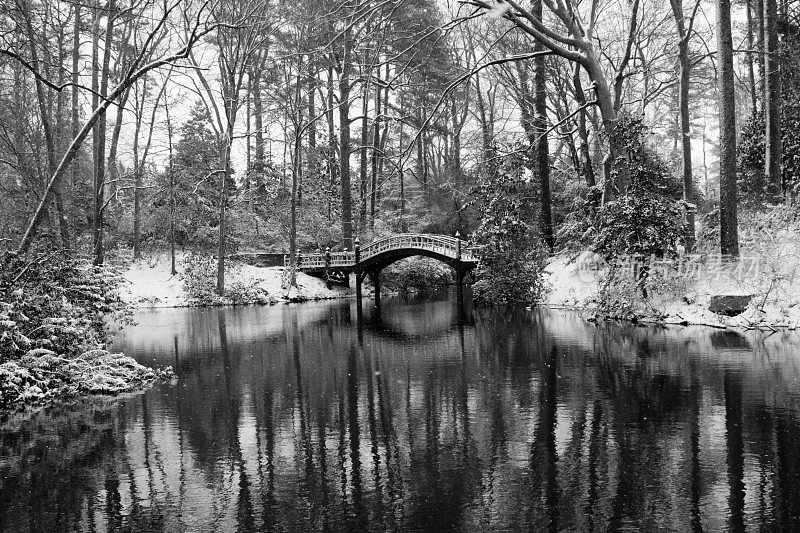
[
  {"xmin": 119, "ymin": 253, "xmax": 348, "ymax": 308},
  {"xmin": 542, "ymin": 249, "xmax": 800, "ymax": 330}
]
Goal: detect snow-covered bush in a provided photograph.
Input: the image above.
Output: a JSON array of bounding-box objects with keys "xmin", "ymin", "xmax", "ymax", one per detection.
[
  {"xmin": 470, "ymin": 158, "xmax": 548, "ymax": 305},
  {"xmin": 179, "ymin": 252, "xmax": 218, "ymax": 300},
  {"xmin": 180, "ymin": 253, "xmax": 272, "ymax": 304},
  {"xmin": 0, "ymin": 250, "xmax": 131, "ymax": 362},
  {"xmin": 0, "ymin": 348, "xmax": 171, "ymax": 410}
]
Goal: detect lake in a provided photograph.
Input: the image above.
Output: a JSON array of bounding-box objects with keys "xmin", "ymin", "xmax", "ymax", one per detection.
[{"xmin": 2, "ymin": 294, "xmax": 800, "ymax": 531}]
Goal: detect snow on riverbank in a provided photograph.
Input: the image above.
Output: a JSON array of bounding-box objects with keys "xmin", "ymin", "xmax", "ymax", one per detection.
[
  {"xmin": 542, "ymin": 250, "xmax": 800, "ymax": 330},
  {"xmin": 120, "ymin": 253, "xmax": 348, "ymax": 308}
]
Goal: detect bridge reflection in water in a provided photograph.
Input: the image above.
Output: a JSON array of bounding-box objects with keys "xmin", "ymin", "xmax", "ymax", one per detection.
[{"xmin": 3, "ymin": 300, "xmax": 800, "ymax": 531}]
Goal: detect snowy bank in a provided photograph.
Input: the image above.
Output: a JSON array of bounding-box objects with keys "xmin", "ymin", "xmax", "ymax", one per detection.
[
  {"xmin": 542, "ymin": 250, "xmax": 800, "ymax": 330},
  {"xmin": 120, "ymin": 253, "xmax": 348, "ymax": 308}
]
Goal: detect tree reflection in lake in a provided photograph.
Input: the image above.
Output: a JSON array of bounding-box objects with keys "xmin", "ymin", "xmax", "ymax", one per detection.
[{"xmin": 3, "ymin": 297, "xmax": 800, "ymax": 531}]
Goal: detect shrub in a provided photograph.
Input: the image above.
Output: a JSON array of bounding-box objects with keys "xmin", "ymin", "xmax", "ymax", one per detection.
[
  {"xmin": 0, "ymin": 250, "xmax": 131, "ymax": 362},
  {"xmin": 591, "ymin": 116, "xmax": 687, "ymax": 305},
  {"xmin": 381, "ymin": 257, "xmax": 454, "ymax": 294},
  {"xmin": 179, "ymin": 252, "xmax": 218, "ymax": 301},
  {"xmin": 470, "ymin": 156, "xmax": 548, "ymax": 305},
  {"xmin": 179, "ymin": 252, "xmax": 272, "ymax": 305},
  {"xmin": 593, "ymin": 192, "xmax": 686, "ymax": 262}
]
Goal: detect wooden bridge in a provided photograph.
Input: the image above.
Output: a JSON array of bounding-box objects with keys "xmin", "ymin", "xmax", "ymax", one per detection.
[{"xmin": 286, "ymin": 233, "xmax": 480, "ymax": 308}]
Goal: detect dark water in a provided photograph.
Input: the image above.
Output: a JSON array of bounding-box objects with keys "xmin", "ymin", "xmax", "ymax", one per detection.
[{"xmin": 3, "ymin": 295, "xmax": 800, "ymax": 532}]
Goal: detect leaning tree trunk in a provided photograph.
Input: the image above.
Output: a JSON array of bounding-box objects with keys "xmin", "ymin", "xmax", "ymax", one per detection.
[{"xmin": 717, "ymin": 0, "xmax": 740, "ymax": 257}]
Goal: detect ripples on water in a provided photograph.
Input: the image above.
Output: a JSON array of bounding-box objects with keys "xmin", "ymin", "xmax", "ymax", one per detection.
[{"xmin": 2, "ymin": 294, "xmax": 800, "ymax": 532}]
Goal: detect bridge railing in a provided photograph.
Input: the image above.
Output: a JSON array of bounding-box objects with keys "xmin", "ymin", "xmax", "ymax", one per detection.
[
  {"xmin": 362, "ymin": 234, "xmax": 479, "ymax": 261},
  {"xmin": 283, "ymin": 250, "xmax": 355, "ymax": 269}
]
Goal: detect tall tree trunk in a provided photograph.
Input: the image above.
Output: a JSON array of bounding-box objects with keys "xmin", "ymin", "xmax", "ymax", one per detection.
[
  {"xmin": 416, "ymin": 107, "xmax": 429, "ymax": 190},
  {"xmin": 288, "ymin": 134, "xmax": 302, "ymax": 288},
  {"xmin": 399, "ymin": 120, "xmax": 406, "ymax": 232},
  {"xmin": 165, "ymin": 92, "xmax": 176, "ymax": 275},
  {"xmin": 671, "ymin": 0, "xmax": 697, "ymax": 250},
  {"xmin": 71, "ymin": 2, "xmax": 80, "ymax": 192},
  {"xmin": 474, "ymin": 71, "xmax": 497, "ymax": 181},
  {"xmin": 217, "ymin": 120, "xmax": 233, "ymax": 295},
  {"xmin": 755, "ymin": 0, "xmax": 765, "ymax": 99},
  {"xmin": 251, "ymin": 68, "xmax": 265, "ymax": 184},
  {"xmin": 132, "ymin": 102, "xmax": 142, "ymax": 259},
  {"xmin": 746, "ymin": 0, "xmax": 758, "ymax": 116},
  {"xmin": 54, "ymin": 21, "xmax": 71, "ymax": 249},
  {"xmin": 245, "ymin": 77, "xmax": 251, "ymax": 186},
  {"xmin": 572, "ymin": 64, "xmax": 596, "ymax": 188},
  {"xmin": 533, "ymin": 0, "xmax": 554, "ymax": 250},
  {"xmin": 326, "ymin": 64, "xmax": 337, "ymax": 223},
  {"xmin": 107, "ymin": 72, "xmax": 134, "ymax": 253},
  {"xmin": 764, "ymin": 0, "xmax": 783, "ymax": 200},
  {"xmin": 92, "ymin": 0, "xmax": 114, "ymax": 265},
  {"xmin": 359, "ymin": 71, "xmax": 369, "ymax": 233},
  {"xmin": 307, "ymin": 63, "xmax": 317, "ymax": 150},
  {"xmin": 450, "ymin": 97, "xmax": 464, "ymax": 232},
  {"xmin": 717, "ymin": 0, "xmax": 740, "ymax": 257},
  {"xmin": 338, "ymin": 48, "xmax": 353, "ymax": 248},
  {"xmin": 370, "ymin": 77, "xmax": 380, "ymax": 229},
  {"xmin": 132, "ymin": 77, "xmax": 157, "ymax": 260}
]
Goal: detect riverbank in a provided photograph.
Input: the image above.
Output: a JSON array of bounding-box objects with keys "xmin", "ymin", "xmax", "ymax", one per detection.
[
  {"xmin": 543, "ymin": 250, "xmax": 800, "ymax": 330},
  {"xmin": 120, "ymin": 253, "xmax": 348, "ymax": 308}
]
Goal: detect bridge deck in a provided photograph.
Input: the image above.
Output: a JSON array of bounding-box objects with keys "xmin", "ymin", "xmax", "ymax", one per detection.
[{"xmin": 285, "ymin": 233, "xmax": 479, "ymax": 271}]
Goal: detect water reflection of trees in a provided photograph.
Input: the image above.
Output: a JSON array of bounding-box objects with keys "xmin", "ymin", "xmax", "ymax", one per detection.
[{"xmin": 4, "ymin": 303, "xmax": 800, "ymax": 531}]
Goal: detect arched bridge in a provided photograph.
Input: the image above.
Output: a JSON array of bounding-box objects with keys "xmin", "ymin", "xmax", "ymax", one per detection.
[
  {"xmin": 287, "ymin": 234, "xmax": 479, "ymax": 274},
  {"xmin": 286, "ymin": 233, "xmax": 479, "ymax": 306}
]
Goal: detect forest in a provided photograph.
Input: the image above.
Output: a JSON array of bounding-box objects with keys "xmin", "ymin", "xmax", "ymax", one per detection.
[
  {"xmin": 2, "ymin": 0, "xmax": 800, "ymax": 366},
  {"xmin": 6, "ymin": 1, "xmax": 800, "ymax": 525}
]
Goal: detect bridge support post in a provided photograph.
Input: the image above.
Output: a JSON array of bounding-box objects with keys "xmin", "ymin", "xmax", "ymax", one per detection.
[
  {"xmin": 355, "ymin": 270, "xmax": 364, "ymax": 321},
  {"xmin": 369, "ymin": 270, "xmax": 381, "ymax": 310},
  {"xmin": 455, "ymin": 267, "xmax": 469, "ymax": 310},
  {"xmin": 355, "ymin": 271, "xmax": 362, "ymax": 304}
]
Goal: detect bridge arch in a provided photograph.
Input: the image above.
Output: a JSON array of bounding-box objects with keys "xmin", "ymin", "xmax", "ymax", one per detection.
[
  {"xmin": 352, "ymin": 234, "xmax": 478, "ymax": 309},
  {"xmin": 354, "ymin": 234, "xmax": 477, "ymax": 275}
]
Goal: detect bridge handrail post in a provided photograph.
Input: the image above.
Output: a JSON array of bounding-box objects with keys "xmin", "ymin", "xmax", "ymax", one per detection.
[{"xmin": 354, "ymin": 237, "xmax": 360, "ymax": 264}]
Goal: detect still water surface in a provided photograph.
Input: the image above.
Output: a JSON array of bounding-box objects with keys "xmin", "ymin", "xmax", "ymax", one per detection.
[{"xmin": 2, "ymin": 294, "xmax": 800, "ymax": 532}]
